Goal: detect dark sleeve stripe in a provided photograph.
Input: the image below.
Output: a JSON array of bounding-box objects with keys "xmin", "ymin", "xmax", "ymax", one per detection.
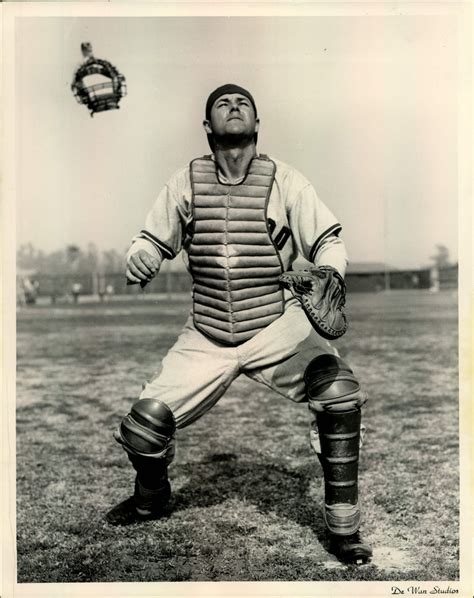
[
  {"xmin": 137, "ymin": 230, "xmax": 176, "ymax": 259},
  {"xmin": 309, "ymin": 223, "xmax": 342, "ymax": 263}
]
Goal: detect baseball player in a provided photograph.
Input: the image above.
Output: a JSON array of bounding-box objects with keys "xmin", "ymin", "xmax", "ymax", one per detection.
[{"xmin": 107, "ymin": 84, "xmax": 372, "ymax": 565}]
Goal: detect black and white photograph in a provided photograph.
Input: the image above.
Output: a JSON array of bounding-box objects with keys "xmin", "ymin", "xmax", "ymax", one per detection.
[{"xmin": 3, "ymin": 2, "xmax": 472, "ymax": 596}]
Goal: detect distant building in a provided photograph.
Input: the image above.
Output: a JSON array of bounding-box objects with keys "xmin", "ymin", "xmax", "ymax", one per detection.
[{"xmin": 346, "ymin": 262, "xmax": 396, "ymax": 274}]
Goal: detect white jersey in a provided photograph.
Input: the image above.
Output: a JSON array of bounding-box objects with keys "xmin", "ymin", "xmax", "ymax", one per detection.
[{"xmin": 129, "ymin": 154, "xmax": 348, "ymax": 277}]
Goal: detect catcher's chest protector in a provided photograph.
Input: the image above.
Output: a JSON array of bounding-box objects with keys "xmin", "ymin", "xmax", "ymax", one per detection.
[{"xmin": 189, "ymin": 156, "xmax": 284, "ymax": 345}]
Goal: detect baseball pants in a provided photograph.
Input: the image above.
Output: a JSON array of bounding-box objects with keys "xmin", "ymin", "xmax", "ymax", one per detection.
[{"xmin": 139, "ymin": 299, "xmax": 339, "ymax": 429}]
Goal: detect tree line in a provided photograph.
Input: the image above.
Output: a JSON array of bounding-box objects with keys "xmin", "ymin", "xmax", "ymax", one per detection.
[
  {"xmin": 17, "ymin": 243, "xmax": 126, "ymax": 276},
  {"xmin": 17, "ymin": 242, "xmax": 455, "ymax": 277}
]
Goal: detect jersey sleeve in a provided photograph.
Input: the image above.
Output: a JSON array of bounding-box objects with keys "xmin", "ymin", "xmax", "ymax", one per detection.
[
  {"xmin": 288, "ymin": 183, "xmax": 348, "ymax": 276},
  {"xmin": 129, "ymin": 167, "xmax": 191, "ymax": 261},
  {"xmin": 313, "ymin": 234, "xmax": 348, "ymax": 277}
]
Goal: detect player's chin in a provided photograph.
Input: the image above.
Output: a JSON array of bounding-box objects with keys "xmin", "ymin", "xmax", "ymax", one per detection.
[{"xmin": 226, "ymin": 124, "xmax": 248, "ymax": 136}]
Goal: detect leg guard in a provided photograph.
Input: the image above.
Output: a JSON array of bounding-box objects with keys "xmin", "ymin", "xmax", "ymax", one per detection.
[
  {"xmin": 304, "ymin": 353, "xmax": 367, "ymax": 413},
  {"xmin": 316, "ymin": 409, "xmax": 361, "ymax": 535},
  {"xmin": 111, "ymin": 399, "xmax": 176, "ymax": 522},
  {"xmin": 305, "ymin": 354, "xmax": 366, "ymax": 537},
  {"xmin": 114, "ymin": 398, "xmax": 176, "ymax": 462}
]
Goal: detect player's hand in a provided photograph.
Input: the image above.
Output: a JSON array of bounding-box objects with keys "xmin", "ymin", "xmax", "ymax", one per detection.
[{"xmin": 126, "ymin": 250, "xmax": 161, "ymax": 284}]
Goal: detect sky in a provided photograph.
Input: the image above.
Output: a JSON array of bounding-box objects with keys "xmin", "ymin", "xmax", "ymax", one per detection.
[{"xmin": 15, "ymin": 14, "xmax": 460, "ymax": 269}]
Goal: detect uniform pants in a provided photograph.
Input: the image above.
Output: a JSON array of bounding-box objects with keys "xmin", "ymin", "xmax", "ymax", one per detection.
[{"xmin": 140, "ymin": 299, "xmax": 339, "ymax": 429}]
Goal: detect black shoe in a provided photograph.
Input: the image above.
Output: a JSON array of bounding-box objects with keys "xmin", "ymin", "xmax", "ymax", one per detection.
[
  {"xmin": 329, "ymin": 531, "xmax": 372, "ymax": 565},
  {"xmin": 106, "ymin": 478, "xmax": 171, "ymax": 527},
  {"xmin": 105, "ymin": 496, "xmax": 169, "ymax": 526},
  {"xmin": 107, "ymin": 473, "xmax": 171, "ymax": 526}
]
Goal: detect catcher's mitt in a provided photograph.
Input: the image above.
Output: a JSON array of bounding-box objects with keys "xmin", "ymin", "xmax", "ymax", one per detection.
[{"xmin": 279, "ymin": 266, "xmax": 348, "ymax": 339}]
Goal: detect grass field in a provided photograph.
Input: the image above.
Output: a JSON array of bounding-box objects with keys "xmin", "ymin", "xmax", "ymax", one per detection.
[{"xmin": 16, "ymin": 290, "xmax": 459, "ymax": 583}]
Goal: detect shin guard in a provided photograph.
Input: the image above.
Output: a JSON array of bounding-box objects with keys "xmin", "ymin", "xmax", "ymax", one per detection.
[
  {"xmin": 316, "ymin": 408, "xmax": 361, "ymax": 536},
  {"xmin": 114, "ymin": 398, "xmax": 176, "ymax": 513}
]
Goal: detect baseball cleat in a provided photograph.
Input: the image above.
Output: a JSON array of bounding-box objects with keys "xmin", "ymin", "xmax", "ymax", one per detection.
[
  {"xmin": 106, "ymin": 478, "xmax": 171, "ymax": 526},
  {"xmin": 329, "ymin": 531, "xmax": 372, "ymax": 565},
  {"xmin": 105, "ymin": 496, "xmax": 168, "ymax": 526}
]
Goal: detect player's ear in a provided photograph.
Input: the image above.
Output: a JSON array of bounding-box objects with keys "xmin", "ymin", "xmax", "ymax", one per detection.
[
  {"xmin": 203, "ymin": 119, "xmax": 212, "ymax": 135},
  {"xmin": 254, "ymin": 118, "xmax": 260, "ymax": 133}
]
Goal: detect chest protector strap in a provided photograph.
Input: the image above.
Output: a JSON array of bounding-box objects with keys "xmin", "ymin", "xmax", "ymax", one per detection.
[{"xmin": 189, "ymin": 155, "xmax": 284, "ymax": 346}]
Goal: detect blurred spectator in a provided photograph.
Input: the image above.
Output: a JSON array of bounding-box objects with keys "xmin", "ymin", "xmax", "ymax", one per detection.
[
  {"xmin": 23, "ymin": 277, "xmax": 38, "ymax": 305},
  {"xmin": 106, "ymin": 283, "xmax": 115, "ymax": 301},
  {"xmin": 71, "ymin": 282, "xmax": 83, "ymax": 304}
]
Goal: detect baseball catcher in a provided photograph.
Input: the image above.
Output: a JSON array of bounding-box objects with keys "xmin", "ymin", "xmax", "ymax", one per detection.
[{"xmin": 107, "ymin": 83, "xmax": 372, "ymax": 565}]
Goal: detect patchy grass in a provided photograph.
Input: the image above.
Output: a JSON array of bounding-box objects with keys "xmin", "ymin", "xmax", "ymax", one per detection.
[{"xmin": 16, "ymin": 291, "xmax": 459, "ymax": 582}]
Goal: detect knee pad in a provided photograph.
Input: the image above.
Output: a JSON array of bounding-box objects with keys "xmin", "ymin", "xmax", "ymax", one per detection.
[
  {"xmin": 114, "ymin": 398, "xmax": 176, "ymax": 461},
  {"xmin": 304, "ymin": 354, "xmax": 367, "ymax": 413}
]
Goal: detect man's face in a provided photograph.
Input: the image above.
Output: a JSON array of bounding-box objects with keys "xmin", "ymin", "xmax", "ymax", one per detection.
[{"xmin": 203, "ymin": 93, "xmax": 259, "ymax": 144}]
